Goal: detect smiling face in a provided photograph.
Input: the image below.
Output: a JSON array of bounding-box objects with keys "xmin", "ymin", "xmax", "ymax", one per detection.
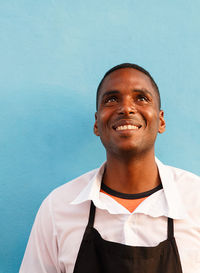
[{"xmin": 94, "ymin": 68, "xmax": 165, "ymax": 158}]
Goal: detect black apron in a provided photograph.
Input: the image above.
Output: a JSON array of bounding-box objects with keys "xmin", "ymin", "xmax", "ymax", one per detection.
[{"xmin": 73, "ymin": 201, "xmax": 183, "ymax": 273}]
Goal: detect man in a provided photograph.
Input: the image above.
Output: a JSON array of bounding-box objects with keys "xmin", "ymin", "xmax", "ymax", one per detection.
[{"xmin": 20, "ymin": 63, "xmax": 200, "ymax": 273}]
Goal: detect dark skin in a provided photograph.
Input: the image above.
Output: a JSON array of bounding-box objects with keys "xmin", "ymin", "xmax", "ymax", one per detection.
[{"xmin": 94, "ymin": 68, "xmax": 166, "ymax": 194}]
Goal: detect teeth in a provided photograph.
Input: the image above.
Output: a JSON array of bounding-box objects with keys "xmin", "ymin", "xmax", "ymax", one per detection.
[{"xmin": 116, "ymin": 125, "xmax": 139, "ymax": 131}]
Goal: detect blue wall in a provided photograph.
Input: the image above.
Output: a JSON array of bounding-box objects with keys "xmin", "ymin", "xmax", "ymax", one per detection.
[{"xmin": 0, "ymin": 1, "xmax": 199, "ymax": 272}]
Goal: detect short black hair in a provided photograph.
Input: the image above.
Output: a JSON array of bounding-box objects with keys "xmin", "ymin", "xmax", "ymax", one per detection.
[{"xmin": 96, "ymin": 63, "xmax": 161, "ymax": 110}]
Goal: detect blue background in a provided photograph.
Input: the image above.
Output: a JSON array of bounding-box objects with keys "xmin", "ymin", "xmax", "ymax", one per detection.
[{"xmin": 0, "ymin": 1, "xmax": 199, "ymax": 272}]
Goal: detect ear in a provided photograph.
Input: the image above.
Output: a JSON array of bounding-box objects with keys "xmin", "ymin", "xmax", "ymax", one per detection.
[
  {"xmin": 158, "ymin": 110, "xmax": 166, "ymax": 134},
  {"xmin": 94, "ymin": 112, "xmax": 99, "ymax": 136}
]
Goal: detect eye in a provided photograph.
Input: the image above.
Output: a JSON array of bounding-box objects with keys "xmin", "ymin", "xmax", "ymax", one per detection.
[
  {"xmin": 104, "ymin": 96, "xmax": 118, "ymax": 104},
  {"xmin": 136, "ymin": 94, "xmax": 149, "ymax": 102}
]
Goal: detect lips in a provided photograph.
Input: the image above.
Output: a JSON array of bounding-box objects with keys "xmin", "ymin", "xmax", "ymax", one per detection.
[
  {"xmin": 116, "ymin": 124, "xmax": 139, "ymax": 131},
  {"xmin": 112, "ymin": 119, "xmax": 142, "ymax": 131}
]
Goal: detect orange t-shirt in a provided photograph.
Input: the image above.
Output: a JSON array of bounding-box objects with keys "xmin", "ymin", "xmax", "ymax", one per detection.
[{"xmin": 100, "ymin": 183, "xmax": 162, "ymax": 213}]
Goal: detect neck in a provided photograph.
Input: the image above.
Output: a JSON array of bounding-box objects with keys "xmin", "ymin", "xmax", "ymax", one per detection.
[{"xmin": 103, "ymin": 151, "xmax": 160, "ymax": 194}]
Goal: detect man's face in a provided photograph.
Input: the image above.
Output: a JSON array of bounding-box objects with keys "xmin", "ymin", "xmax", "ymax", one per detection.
[{"xmin": 94, "ymin": 68, "xmax": 165, "ymax": 157}]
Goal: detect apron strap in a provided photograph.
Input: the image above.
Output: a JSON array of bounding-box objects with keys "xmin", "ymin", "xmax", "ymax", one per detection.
[
  {"xmin": 167, "ymin": 218, "xmax": 174, "ymax": 240},
  {"xmin": 87, "ymin": 201, "xmax": 96, "ymax": 227}
]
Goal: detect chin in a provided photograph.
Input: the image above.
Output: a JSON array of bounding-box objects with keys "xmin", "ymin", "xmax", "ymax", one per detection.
[
  {"xmin": 107, "ymin": 142, "xmax": 155, "ymax": 159},
  {"xmin": 109, "ymin": 146, "xmax": 141, "ymax": 158}
]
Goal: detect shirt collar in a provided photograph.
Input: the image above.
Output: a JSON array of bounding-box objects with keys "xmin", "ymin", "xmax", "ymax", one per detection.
[
  {"xmin": 71, "ymin": 163, "xmax": 106, "ymax": 207},
  {"xmin": 134, "ymin": 158, "xmax": 186, "ymax": 219},
  {"xmin": 71, "ymin": 158, "xmax": 186, "ymax": 219}
]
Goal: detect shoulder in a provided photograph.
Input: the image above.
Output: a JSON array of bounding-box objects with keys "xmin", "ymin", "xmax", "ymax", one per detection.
[
  {"xmin": 166, "ymin": 164, "xmax": 200, "ymax": 187},
  {"xmin": 164, "ymin": 164, "xmax": 200, "ymax": 212},
  {"xmin": 157, "ymin": 158, "xmax": 200, "ymax": 209},
  {"xmin": 32, "ymin": 163, "xmax": 105, "ymax": 229},
  {"xmin": 32, "ymin": 167, "xmax": 100, "ymax": 230},
  {"xmin": 47, "ymin": 167, "xmax": 99, "ymax": 205},
  {"xmin": 157, "ymin": 157, "xmax": 200, "ymax": 186}
]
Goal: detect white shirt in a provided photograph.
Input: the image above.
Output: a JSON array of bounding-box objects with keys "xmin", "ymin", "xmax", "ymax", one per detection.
[{"xmin": 20, "ymin": 158, "xmax": 200, "ymax": 273}]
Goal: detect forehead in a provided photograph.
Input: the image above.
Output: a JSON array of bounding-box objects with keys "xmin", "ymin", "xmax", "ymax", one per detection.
[{"xmin": 100, "ymin": 68, "xmax": 156, "ymax": 94}]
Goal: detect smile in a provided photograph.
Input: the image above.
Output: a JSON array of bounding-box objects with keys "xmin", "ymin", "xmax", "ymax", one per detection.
[{"xmin": 116, "ymin": 125, "xmax": 139, "ymax": 131}]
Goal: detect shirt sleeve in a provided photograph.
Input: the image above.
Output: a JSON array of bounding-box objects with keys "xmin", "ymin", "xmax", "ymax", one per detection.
[{"xmin": 19, "ymin": 195, "xmax": 61, "ymax": 273}]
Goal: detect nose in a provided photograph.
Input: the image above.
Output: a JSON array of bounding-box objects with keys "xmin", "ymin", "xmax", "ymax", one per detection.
[{"xmin": 118, "ymin": 97, "xmax": 136, "ymax": 115}]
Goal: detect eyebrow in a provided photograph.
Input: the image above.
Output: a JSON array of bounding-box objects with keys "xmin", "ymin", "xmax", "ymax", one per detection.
[
  {"xmin": 101, "ymin": 88, "xmax": 153, "ymax": 99},
  {"xmin": 101, "ymin": 90, "xmax": 120, "ymax": 99},
  {"xmin": 132, "ymin": 88, "xmax": 153, "ymax": 97}
]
